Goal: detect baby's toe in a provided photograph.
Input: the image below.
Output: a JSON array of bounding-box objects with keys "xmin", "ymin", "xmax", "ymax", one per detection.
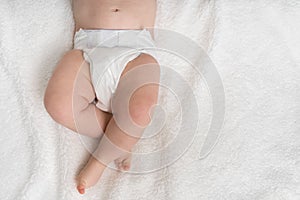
[
  {"xmin": 114, "ymin": 160, "xmax": 122, "ymax": 170},
  {"xmin": 121, "ymin": 157, "xmax": 131, "ymax": 171},
  {"xmin": 76, "ymin": 182, "xmax": 86, "ymax": 194},
  {"xmin": 122, "ymin": 163, "xmax": 130, "ymax": 171}
]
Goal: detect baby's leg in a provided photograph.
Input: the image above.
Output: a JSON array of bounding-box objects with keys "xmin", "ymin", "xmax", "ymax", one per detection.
[
  {"xmin": 44, "ymin": 50, "xmax": 113, "ymax": 193},
  {"xmin": 77, "ymin": 53, "xmax": 160, "ymax": 193},
  {"xmin": 44, "ymin": 49, "xmax": 112, "ymax": 138}
]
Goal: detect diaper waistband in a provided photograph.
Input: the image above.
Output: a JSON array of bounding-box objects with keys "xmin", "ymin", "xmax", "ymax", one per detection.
[{"xmin": 74, "ymin": 28, "xmax": 155, "ymax": 49}]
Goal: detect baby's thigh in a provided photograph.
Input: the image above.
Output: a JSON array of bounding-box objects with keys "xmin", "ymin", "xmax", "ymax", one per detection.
[
  {"xmin": 47, "ymin": 50, "xmax": 94, "ymax": 99},
  {"xmin": 44, "ymin": 50, "xmax": 95, "ymax": 119},
  {"xmin": 115, "ymin": 53, "xmax": 160, "ymax": 127}
]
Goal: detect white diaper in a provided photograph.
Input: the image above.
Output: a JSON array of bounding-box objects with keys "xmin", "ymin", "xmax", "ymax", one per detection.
[{"xmin": 74, "ymin": 28, "xmax": 157, "ymax": 113}]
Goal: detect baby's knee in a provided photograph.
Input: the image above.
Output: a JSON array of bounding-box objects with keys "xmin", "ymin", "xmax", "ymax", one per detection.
[
  {"xmin": 129, "ymin": 97, "xmax": 157, "ymax": 127},
  {"xmin": 43, "ymin": 92, "xmax": 72, "ymax": 126}
]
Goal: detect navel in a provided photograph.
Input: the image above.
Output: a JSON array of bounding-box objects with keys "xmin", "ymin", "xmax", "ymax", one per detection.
[{"xmin": 111, "ymin": 8, "xmax": 120, "ymax": 12}]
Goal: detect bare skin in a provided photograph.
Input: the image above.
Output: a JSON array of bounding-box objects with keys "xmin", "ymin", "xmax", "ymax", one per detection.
[
  {"xmin": 44, "ymin": 0, "xmax": 158, "ymax": 195},
  {"xmin": 72, "ymin": 0, "xmax": 156, "ymax": 31}
]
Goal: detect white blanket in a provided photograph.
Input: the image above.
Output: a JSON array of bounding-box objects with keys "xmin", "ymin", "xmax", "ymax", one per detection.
[{"xmin": 0, "ymin": 0, "xmax": 299, "ymax": 199}]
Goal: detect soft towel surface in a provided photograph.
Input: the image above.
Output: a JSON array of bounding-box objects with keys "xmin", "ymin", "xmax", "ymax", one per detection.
[{"xmin": 0, "ymin": 0, "xmax": 299, "ymax": 199}]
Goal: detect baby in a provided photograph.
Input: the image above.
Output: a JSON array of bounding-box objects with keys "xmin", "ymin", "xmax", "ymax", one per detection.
[{"xmin": 44, "ymin": 0, "xmax": 159, "ymax": 195}]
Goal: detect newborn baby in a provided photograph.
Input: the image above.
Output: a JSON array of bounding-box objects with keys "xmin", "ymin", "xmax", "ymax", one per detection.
[{"xmin": 44, "ymin": 0, "xmax": 159, "ymax": 195}]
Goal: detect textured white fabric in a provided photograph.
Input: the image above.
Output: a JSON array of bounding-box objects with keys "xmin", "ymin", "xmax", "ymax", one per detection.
[{"xmin": 0, "ymin": 0, "xmax": 299, "ymax": 200}]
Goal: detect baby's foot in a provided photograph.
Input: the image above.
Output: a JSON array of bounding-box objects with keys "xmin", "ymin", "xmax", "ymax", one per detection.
[
  {"xmin": 76, "ymin": 155, "xmax": 107, "ymax": 194},
  {"xmin": 114, "ymin": 152, "xmax": 132, "ymax": 171}
]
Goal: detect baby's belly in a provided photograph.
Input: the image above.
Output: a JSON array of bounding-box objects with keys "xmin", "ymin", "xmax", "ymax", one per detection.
[
  {"xmin": 73, "ymin": 0, "xmax": 156, "ymax": 31},
  {"xmin": 76, "ymin": 13, "xmax": 142, "ymax": 30}
]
